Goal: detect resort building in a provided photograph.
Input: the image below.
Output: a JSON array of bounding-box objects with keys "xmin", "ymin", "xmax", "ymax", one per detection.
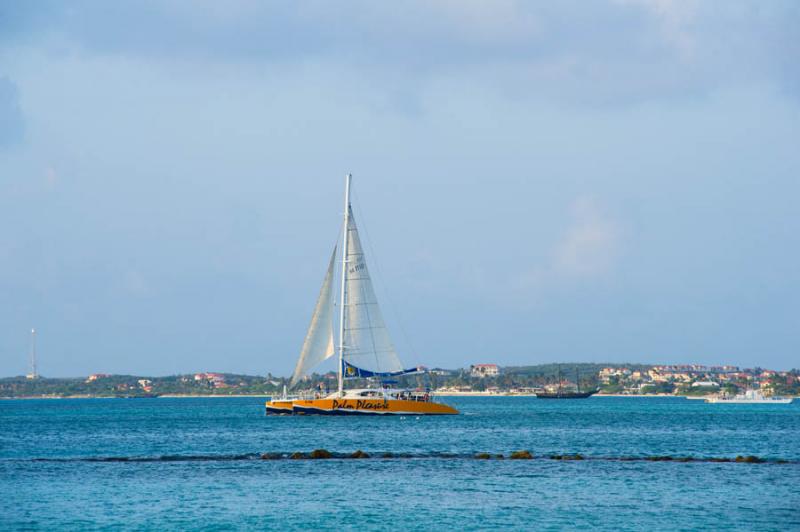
[
  {"xmin": 691, "ymin": 381, "xmax": 719, "ymax": 388},
  {"xmin": 470, "ymin": 364, "xmax": 499, "ymax": 378},
  {"xmin": 194, "ymin": 373, "xmax": 227, "ymax": 388}
]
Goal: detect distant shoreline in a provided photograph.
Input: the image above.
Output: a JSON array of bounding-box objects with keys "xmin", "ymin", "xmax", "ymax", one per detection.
[
  {"xmin": 0, "ymin": 394, "xmax": 272, "ymax": 400},
  {"xmin": 1, "ymin": 393, "xmax": 728, "ymax": 400},
  {"xmin": 3, "ymin": 390, "xmax": 797, "ymax": 400},
  {"xmin": 435, "ymin": 392, "xmax": 682, "ymax": 398}
]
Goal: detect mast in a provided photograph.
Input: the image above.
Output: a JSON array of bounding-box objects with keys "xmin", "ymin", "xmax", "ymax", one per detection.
[
  {"xmin": 557, "ymin": 365, "xmax": 562, "ymax": 397},
  {"xmin": 337, "ymin": 173, "xmax": 352, "ymax": 395}
]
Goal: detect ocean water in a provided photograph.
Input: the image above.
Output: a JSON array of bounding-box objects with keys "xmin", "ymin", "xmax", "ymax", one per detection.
[{"xmin": 1, "ymin": 396, "xmax": 798, "ymax": 531}]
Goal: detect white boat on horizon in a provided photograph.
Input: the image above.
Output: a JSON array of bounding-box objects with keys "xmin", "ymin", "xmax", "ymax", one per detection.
[{"xmin": 705, "ymin": 389, "xmax": 794, "ymax": 404}]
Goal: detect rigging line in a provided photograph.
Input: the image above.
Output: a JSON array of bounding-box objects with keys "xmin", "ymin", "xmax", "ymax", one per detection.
[
  {"xmin": 361, "ymin": 257, "xmax": 383, "ymax": 376},
  {"xmin": 350, "ymin": 189, "xmax": 423, "ymax": 369}
]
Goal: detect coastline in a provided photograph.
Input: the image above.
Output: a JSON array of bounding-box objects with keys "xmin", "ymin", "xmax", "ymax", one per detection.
[
  {"xmin": 4, "ymin": 393, "xmax": 796, "ymax": 400},
  {"xmin": 435, "ymin": 392, "xmax": 683, "ymax": 398},
  {"xmin": 0, "ymin": 394, "xmax": 272, "ymax": 400}
]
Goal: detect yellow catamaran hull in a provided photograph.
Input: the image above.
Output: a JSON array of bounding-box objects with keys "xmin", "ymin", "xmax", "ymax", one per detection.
[
  {"xmin": 266, "ymin": 397, "xmax": 458, "ymax": 415},
  {"xmin": 265, "ymin": 399, "xmax": 295, "ymax": 414}
]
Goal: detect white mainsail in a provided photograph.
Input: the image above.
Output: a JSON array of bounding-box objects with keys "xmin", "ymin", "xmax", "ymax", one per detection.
[
  {"xmin": 342, "ymin": 207, "xmax": 404, "ymax": 375},
  {"xmin": 289, "ymin": 246, "xmax": 337, "ymax": 388}
]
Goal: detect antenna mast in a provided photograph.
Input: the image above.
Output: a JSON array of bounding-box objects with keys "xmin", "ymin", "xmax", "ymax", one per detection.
[{"xmin": 27, "ymin": 328, "xmax": 38, "ymax": 379}]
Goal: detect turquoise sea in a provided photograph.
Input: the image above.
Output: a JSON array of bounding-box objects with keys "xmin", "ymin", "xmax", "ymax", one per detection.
[{"xmin": 1, "ymin": 396, "xmax": 798, "ymax": 531}]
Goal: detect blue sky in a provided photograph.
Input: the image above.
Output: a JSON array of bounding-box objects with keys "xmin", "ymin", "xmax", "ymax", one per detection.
[{"xmin": 1, "ymin": 1, "xmax": 798, "ymax": 377}]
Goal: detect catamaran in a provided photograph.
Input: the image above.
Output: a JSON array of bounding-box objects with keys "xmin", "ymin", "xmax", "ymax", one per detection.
[{"xmin": 266, "ymin": 174, "xmax": 458, "ymax": 415}]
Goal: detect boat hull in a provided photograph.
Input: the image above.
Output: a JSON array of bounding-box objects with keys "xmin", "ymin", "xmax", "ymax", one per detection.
[
  {"xmin": 705, "ymin": 398, "xmax": 794, "ymax": 404},
  {"xmin": 267, "ymin": 397, "xmax": 458, "ymax": 415},
  {"xmin": 536, "ymin": 390, "xmax": 598, "ymax": 399},
  {"xmin": 265, "ymin": 399, "xmax": 295, "ymax": 414}
]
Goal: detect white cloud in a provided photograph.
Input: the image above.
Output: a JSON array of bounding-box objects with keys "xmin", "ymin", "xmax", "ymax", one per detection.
[
  {"xmin": 502, "ymin": 197, "xmax": 623, "ymax": 306},
  {"xmin": 554, "ymin": 197, "xmax": 622, "ymax": 277},
  {"xmin": 614, "ymin": 0, "xmax": 700, "ymax": 59}
]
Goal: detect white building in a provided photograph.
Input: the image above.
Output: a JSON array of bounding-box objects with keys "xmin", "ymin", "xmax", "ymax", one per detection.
[
  {"xmin": 691, "ymin": 381, "xmax": 719, "ymax": 388},
  {"xmin": 470, "ymin": 364, "xmax": 499, "ymax": 377}
]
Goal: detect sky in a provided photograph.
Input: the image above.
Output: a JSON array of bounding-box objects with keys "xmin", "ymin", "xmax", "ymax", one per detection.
[{"xmin": 0, "ymin": 1, "xmax": 798, "ymax": 377}]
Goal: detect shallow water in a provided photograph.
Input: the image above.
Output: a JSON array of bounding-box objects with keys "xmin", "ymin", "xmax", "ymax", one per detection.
[{"xmin": 1, "ymin": 396, "xmax": 798, "ymax": 530}]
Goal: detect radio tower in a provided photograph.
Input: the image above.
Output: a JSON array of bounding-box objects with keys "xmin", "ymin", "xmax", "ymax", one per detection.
[{"xmin": 26, "ymin": 328, "xmax": 39, "ymax": 380}]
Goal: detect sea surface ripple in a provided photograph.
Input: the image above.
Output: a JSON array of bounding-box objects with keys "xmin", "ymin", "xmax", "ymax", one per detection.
[{"xmin": 1, "ymin": 396, "xmax": 798, "ymax": 530}]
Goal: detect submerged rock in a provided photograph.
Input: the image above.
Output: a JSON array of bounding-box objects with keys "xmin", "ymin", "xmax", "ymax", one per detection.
[
  {"xmin": 309, "ymin": 449, "xmax": 332, "ymax": 459},
  {"xmin": 735, "ymin": 455, "xmax": 763, "ymax": 463},
  {"xmin": 350, "ymin": 450, "xmax": 370, "ymax": 459},
  {"xmin": 289, "ymin": 452, "xmax": 305, "ymax": 460},
  {"xmin": 474, "ymin": 453, "xmax": 492, "ymax": 460},
  {"xmin": 510, "ymin": 450, "xmax": 533, "ymax": 460}
]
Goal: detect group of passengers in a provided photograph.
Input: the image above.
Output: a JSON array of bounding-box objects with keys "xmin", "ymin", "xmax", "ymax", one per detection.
[{"xmin": 395, "ymin": 391, "xmax": 430, "ymax": 402}]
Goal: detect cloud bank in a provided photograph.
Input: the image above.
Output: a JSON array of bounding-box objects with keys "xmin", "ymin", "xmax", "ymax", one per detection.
[
  {"xmin": 0, "ymin": 1, "xmax": 798, "ymax": 374},
  {"xmin": 1, "ymin": 1, "xmax": 799, "ymax": 106}
]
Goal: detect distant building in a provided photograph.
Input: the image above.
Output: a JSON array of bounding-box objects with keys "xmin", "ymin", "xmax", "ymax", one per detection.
[
  {"xmin": 691, "ymin": 381, "xmax": 719, "ymax": 388},
  {"xmin": 470, "ymin": 364, "xmax": 499, "ymax": 378},
  {"xmin": 599, "ymin": 367, "xmax": 631, "ymax": 383},
  {"xmin": 194, "ymin": 373, "xmax": 226, "ymax": 387},
  {"xmin": 86, "ymin": 373, "xmax": 111, "ymax": 383}
]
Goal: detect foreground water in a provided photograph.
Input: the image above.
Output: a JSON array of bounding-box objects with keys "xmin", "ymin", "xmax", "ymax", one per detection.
[{"xmin": 1, "ymin": 396, "xmax": 798, "ymax": 530}]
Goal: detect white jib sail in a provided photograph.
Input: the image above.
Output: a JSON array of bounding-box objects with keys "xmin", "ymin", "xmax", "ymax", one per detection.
[
  {"xmin": 342, "ymin": 207, "xmax": 404, "ymax": 374},
  {"xmin": 289, "ymin": 246, "xmax": 337, "ymax": 388}
]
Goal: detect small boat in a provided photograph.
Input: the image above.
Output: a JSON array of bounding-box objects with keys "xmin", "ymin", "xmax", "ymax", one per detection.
[
  {"xmin": 266, "ymin": 174, "xmax": 458, "ymax": 415},
  {"xmin": 536, "ymin": 366, "xmax": 598, "ymax": 399},
  {"xmin": 705, "ymin": 389, "xmax": 794, "ymax": 404},
  {"xmin": 536, "ymin": 390, "xmax": 597, "ymax": 399}
]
